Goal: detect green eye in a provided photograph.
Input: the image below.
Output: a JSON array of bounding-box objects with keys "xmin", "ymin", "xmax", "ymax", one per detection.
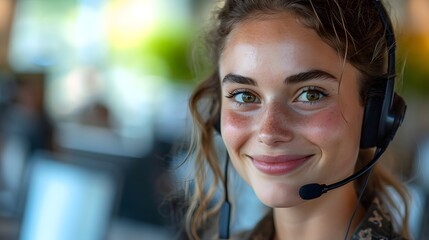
[
  {"xmin": 236, "ymin": 92, "xmax": 258, "ymax": 103},
  {"xmin": 225, "ymin": 89, "xmax": 261, "ymax": 106},
  {"xmin": 296, "ymin": 88, "xmax": 326, "ymax": 102}
]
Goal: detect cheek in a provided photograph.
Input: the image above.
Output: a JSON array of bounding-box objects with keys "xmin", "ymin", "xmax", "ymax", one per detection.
[
  {"xmin": 220, "ymin": 110, "xmax": 254, "ymax": 183},
  {"xmin": 300, "ymin": 108, "xmax": 362, "ymax": 146},
  {"xmin": 220, "ymin": 110, "xmax": 252, "ymax": 149}
]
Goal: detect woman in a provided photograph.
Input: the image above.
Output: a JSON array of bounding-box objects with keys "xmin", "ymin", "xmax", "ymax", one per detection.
[{"xmin": 183, "ymin": 0, "xmax": 410, "ymax": 239}]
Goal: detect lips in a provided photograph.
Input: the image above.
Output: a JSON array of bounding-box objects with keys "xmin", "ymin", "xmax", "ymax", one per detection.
[{"xmin": 249, "ymin": 155, "xmax": 312, "ymax": 175}]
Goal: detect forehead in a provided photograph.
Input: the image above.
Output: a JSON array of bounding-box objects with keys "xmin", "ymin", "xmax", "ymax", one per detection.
[
  {"xmin": 219, "ymin": 12, "xmax": 346, "ymax": 78},
  {"xmin": 226, "ymin": 12, "xmax": 314, "ymax": 47}
]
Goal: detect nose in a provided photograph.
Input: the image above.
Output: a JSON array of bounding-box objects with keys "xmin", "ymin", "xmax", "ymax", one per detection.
[{"xmin": 257, "ymin": 102, "xmax": 295, "ymax": 145}]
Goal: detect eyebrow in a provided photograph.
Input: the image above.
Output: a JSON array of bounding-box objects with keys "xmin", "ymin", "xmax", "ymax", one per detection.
[
  {"xmin": 221, "ymin": 69, "xmax": 337, "ymax": 86},
  {"xmin": 222, "ymin": 73, "xmax": 257, "ymax": 86},
  {"xmin": 285, "ymin": 69, "xmax": 337, "ymax": 84}
]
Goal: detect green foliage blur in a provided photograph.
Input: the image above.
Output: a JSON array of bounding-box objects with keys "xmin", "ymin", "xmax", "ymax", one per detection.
[
  {"xmin": 398, "ymin": 35, "xmax": 429, "ymax": 95},
  {"xmin": 141, "ymin": 32, "xmax": 194, "ymax": 84}
]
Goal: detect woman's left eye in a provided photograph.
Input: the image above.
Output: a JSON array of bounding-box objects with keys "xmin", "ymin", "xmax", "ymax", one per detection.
[{"xmin": 295, "ymin": 87, "xmax": 327, "ymax": 103}]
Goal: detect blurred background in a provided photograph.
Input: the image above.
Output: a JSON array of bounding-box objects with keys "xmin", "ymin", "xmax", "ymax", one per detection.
[{"xmin": 0, "ymin": 0, "xmax": 428, "ymax": 239}]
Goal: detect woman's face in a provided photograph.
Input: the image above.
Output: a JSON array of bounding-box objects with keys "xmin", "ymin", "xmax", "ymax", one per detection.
[{"xmin": 219, "ymin": 12, "xmax": 364, "ymax": 207}]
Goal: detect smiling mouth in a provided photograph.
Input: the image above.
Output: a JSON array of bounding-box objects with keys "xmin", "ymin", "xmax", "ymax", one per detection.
[{"xmin": 249, "ymin": 154, "xmax": 313, "ymax": 175}]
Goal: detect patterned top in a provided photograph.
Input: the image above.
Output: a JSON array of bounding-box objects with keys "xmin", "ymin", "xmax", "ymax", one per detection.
[{"xmin": 234, "ymin": 198, "xmax": 405, "ymax": 240}]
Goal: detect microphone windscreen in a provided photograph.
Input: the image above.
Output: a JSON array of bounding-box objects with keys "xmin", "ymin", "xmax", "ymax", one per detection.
[{"xmin": 299, "ymin": 183, "xmax": 326, "ymax": 200}]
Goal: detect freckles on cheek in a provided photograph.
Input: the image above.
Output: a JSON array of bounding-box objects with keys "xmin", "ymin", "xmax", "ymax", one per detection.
[{"xmin": 221, "ymin": 111, "xmax": 252, "ymax": 147}]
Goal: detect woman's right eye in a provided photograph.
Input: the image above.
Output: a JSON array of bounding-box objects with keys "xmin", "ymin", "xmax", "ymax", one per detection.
[
  {"xmin": 226, "ymin": 90, "xmax": 261, "ymax": 105},
  {"xmin": 235, "ymin": 92, "xmax": 258, "ymax": 103}
]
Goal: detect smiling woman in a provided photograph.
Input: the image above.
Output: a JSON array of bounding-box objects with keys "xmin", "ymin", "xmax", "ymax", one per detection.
[
  {"xmin": 182, "ymin": 1, "xmax": 410, "ymax": 240},
  {"xmin": 219, "ymin": 13, "xmax": 363, "ymax": 210}
]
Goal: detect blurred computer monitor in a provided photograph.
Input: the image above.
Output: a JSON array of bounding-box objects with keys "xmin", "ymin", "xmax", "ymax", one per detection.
[{"xmin": 18, "ymin": 151, "xmax": 121, "ymax": 240}]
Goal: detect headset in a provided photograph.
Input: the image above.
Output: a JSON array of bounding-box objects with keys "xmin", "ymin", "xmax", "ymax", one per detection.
[
  {"xmin": 216, "ymin": 0, "xmax": 407, "ymax": 238},
  {"xmin": 360, "ymin": 1, "xmax": 407, "ymax": 150}
]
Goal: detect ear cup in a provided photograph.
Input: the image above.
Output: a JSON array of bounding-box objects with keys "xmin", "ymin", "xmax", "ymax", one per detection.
[
  {"xmin": 383, "ymin": 93, "xmax": 406, "ymax": 145},
  {"xmin": 360, "ymin": 83, "xmax": 406, "ymax": 149},
  {"xmin": 360, "ymin": 84, "xmax": 384, "ymax": 148}
]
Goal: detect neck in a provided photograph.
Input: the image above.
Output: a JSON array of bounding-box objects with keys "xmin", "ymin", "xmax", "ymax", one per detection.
[{"xmin": 273, "ymin": 183, "xmax": 365, "ymax": 240}]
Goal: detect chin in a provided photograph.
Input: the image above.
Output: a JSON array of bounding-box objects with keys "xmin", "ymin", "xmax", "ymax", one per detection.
[{"xmin": 252, "ymin": 181, "xmax": 303, "ymax": 208}]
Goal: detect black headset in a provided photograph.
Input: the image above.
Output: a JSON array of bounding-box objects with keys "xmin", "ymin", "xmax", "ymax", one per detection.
[
  {"xmin": 360, "ymin": 0, "xmax": 406, "ymax": 150},
  {"xmin": 216, "ymin": 0, "xmax": 406, "ymax": 238}
]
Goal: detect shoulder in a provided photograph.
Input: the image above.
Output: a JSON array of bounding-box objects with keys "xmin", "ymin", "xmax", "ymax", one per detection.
[{"xmin": 351, "ymin": 197, "xmax": 405, "ymax": 240}]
